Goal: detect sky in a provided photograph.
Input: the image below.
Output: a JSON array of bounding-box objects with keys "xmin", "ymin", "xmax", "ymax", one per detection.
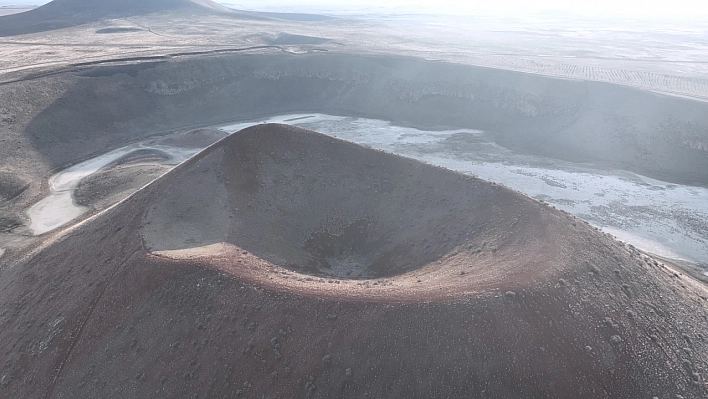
[
  {"xmin": 2, "ymin": 0, "xmax": 708, "ymax": 20},
  {"xmin": 229, "ymin": 0, "xmax": 708, "ymax": 20}
]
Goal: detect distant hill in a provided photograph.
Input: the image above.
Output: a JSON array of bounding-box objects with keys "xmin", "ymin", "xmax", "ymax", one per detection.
[{"xmin": 0, "ymin": 0, "xmax": 243, "ymax": 36}]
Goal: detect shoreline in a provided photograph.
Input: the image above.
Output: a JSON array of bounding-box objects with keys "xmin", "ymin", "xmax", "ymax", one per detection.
[{"xmin": 18, "ymin": 113, "xmax": 707, "ymax": 278}]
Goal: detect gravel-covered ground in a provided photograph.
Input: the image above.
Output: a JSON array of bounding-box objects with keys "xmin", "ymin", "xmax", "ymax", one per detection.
[
  {"xmin": 2, "ymin": 124, "xmax": 707, "ymax": 398},
  {"xmin": 0, "ymin": 3, "xmax": 707, "ymax": 397}
]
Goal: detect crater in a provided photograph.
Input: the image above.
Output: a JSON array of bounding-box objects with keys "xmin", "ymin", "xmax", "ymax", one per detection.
[
  {"xmin": 300, "ymin": 219, "xmax": 384, "ymax": 278},
  {"xmin": 293, "ymin": 218, "xmax": 434, "ymax": 279},
  {"xmin": 142, "ymin": 124, "xmax": 563, "ymax": 297}
]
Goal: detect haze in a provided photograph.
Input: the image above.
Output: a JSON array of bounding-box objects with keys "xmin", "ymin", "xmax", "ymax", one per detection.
[
  {"xmin": 3, "ymin": 0, "xmax": 708, "ymax": 20},
  {"xmin": 246, "ymin": 0, "xmax": 708, "ymax": 19}
]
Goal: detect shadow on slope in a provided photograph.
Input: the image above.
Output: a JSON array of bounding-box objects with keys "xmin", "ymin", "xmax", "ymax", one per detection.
[{"xmin": 143, "ymin": 124, "xmax": 547, "ymax": 283}]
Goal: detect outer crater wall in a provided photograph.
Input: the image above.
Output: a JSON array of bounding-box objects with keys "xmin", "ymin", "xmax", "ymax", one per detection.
[{"xmin": 11, "ymin": 53, "xmax": 708, "ymax": 188}]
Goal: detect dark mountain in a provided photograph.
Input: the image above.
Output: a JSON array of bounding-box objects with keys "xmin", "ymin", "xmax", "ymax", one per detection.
[{"xmin": 0, "ymin": 0, "xmax": 241, "ymax": 36}]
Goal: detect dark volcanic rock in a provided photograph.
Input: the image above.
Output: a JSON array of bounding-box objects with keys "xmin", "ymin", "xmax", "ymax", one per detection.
[
  {"xmin": 0, "ymin": 0, "xmax": 240, "ymax": 36},
  {"xmin": 0, "ymin": 124, "xmax": 706, "ymax": 398}
]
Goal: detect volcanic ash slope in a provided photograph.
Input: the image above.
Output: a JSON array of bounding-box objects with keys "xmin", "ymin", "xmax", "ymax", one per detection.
[{"xmin": 0, "ymin": 124, "xmax": 706, "ymax": 398}]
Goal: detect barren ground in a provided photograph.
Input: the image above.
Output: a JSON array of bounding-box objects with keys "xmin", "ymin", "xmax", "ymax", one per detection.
[
  {"xmin": 1, "ymin": 125, "xmax": 707, "ymax": 398},
  {"xmin": 0, "ymin": 4, "xmax": 707, "ymax": 398}
]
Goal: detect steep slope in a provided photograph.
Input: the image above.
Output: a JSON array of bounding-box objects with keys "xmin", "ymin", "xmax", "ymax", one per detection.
[
  {"xmin": 0, "ymin": 0, "xmax": 237, "ymax": 36},
  {"xmin": 0, "ymin": 124, "xmax": 706, "ymax": 398}
]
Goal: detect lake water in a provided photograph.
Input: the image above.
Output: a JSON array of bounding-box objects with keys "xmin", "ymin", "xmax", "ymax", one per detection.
[
  {"xmin": 224, "ymin": 114, "xmax": 708, "ymax": 267},
  {"xmin": 27, "ymin": 143, "xmax": 201, "ymax": 235},
  {"xmin": 25, "ymin": 113, "xmax": 708, "ymax": 271}
]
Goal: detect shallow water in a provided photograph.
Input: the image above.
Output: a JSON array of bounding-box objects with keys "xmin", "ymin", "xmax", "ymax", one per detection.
[
  {"xmin": 27, "ymin": 143, "xmax": 202, "ymax": 235},
  {"xmin": 223, "ymin": 114, "xmax": 708, "ymax": 267},
  {"xmin": 28, "ymin": 114, "xmax": 708, "ymax": 269}
]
